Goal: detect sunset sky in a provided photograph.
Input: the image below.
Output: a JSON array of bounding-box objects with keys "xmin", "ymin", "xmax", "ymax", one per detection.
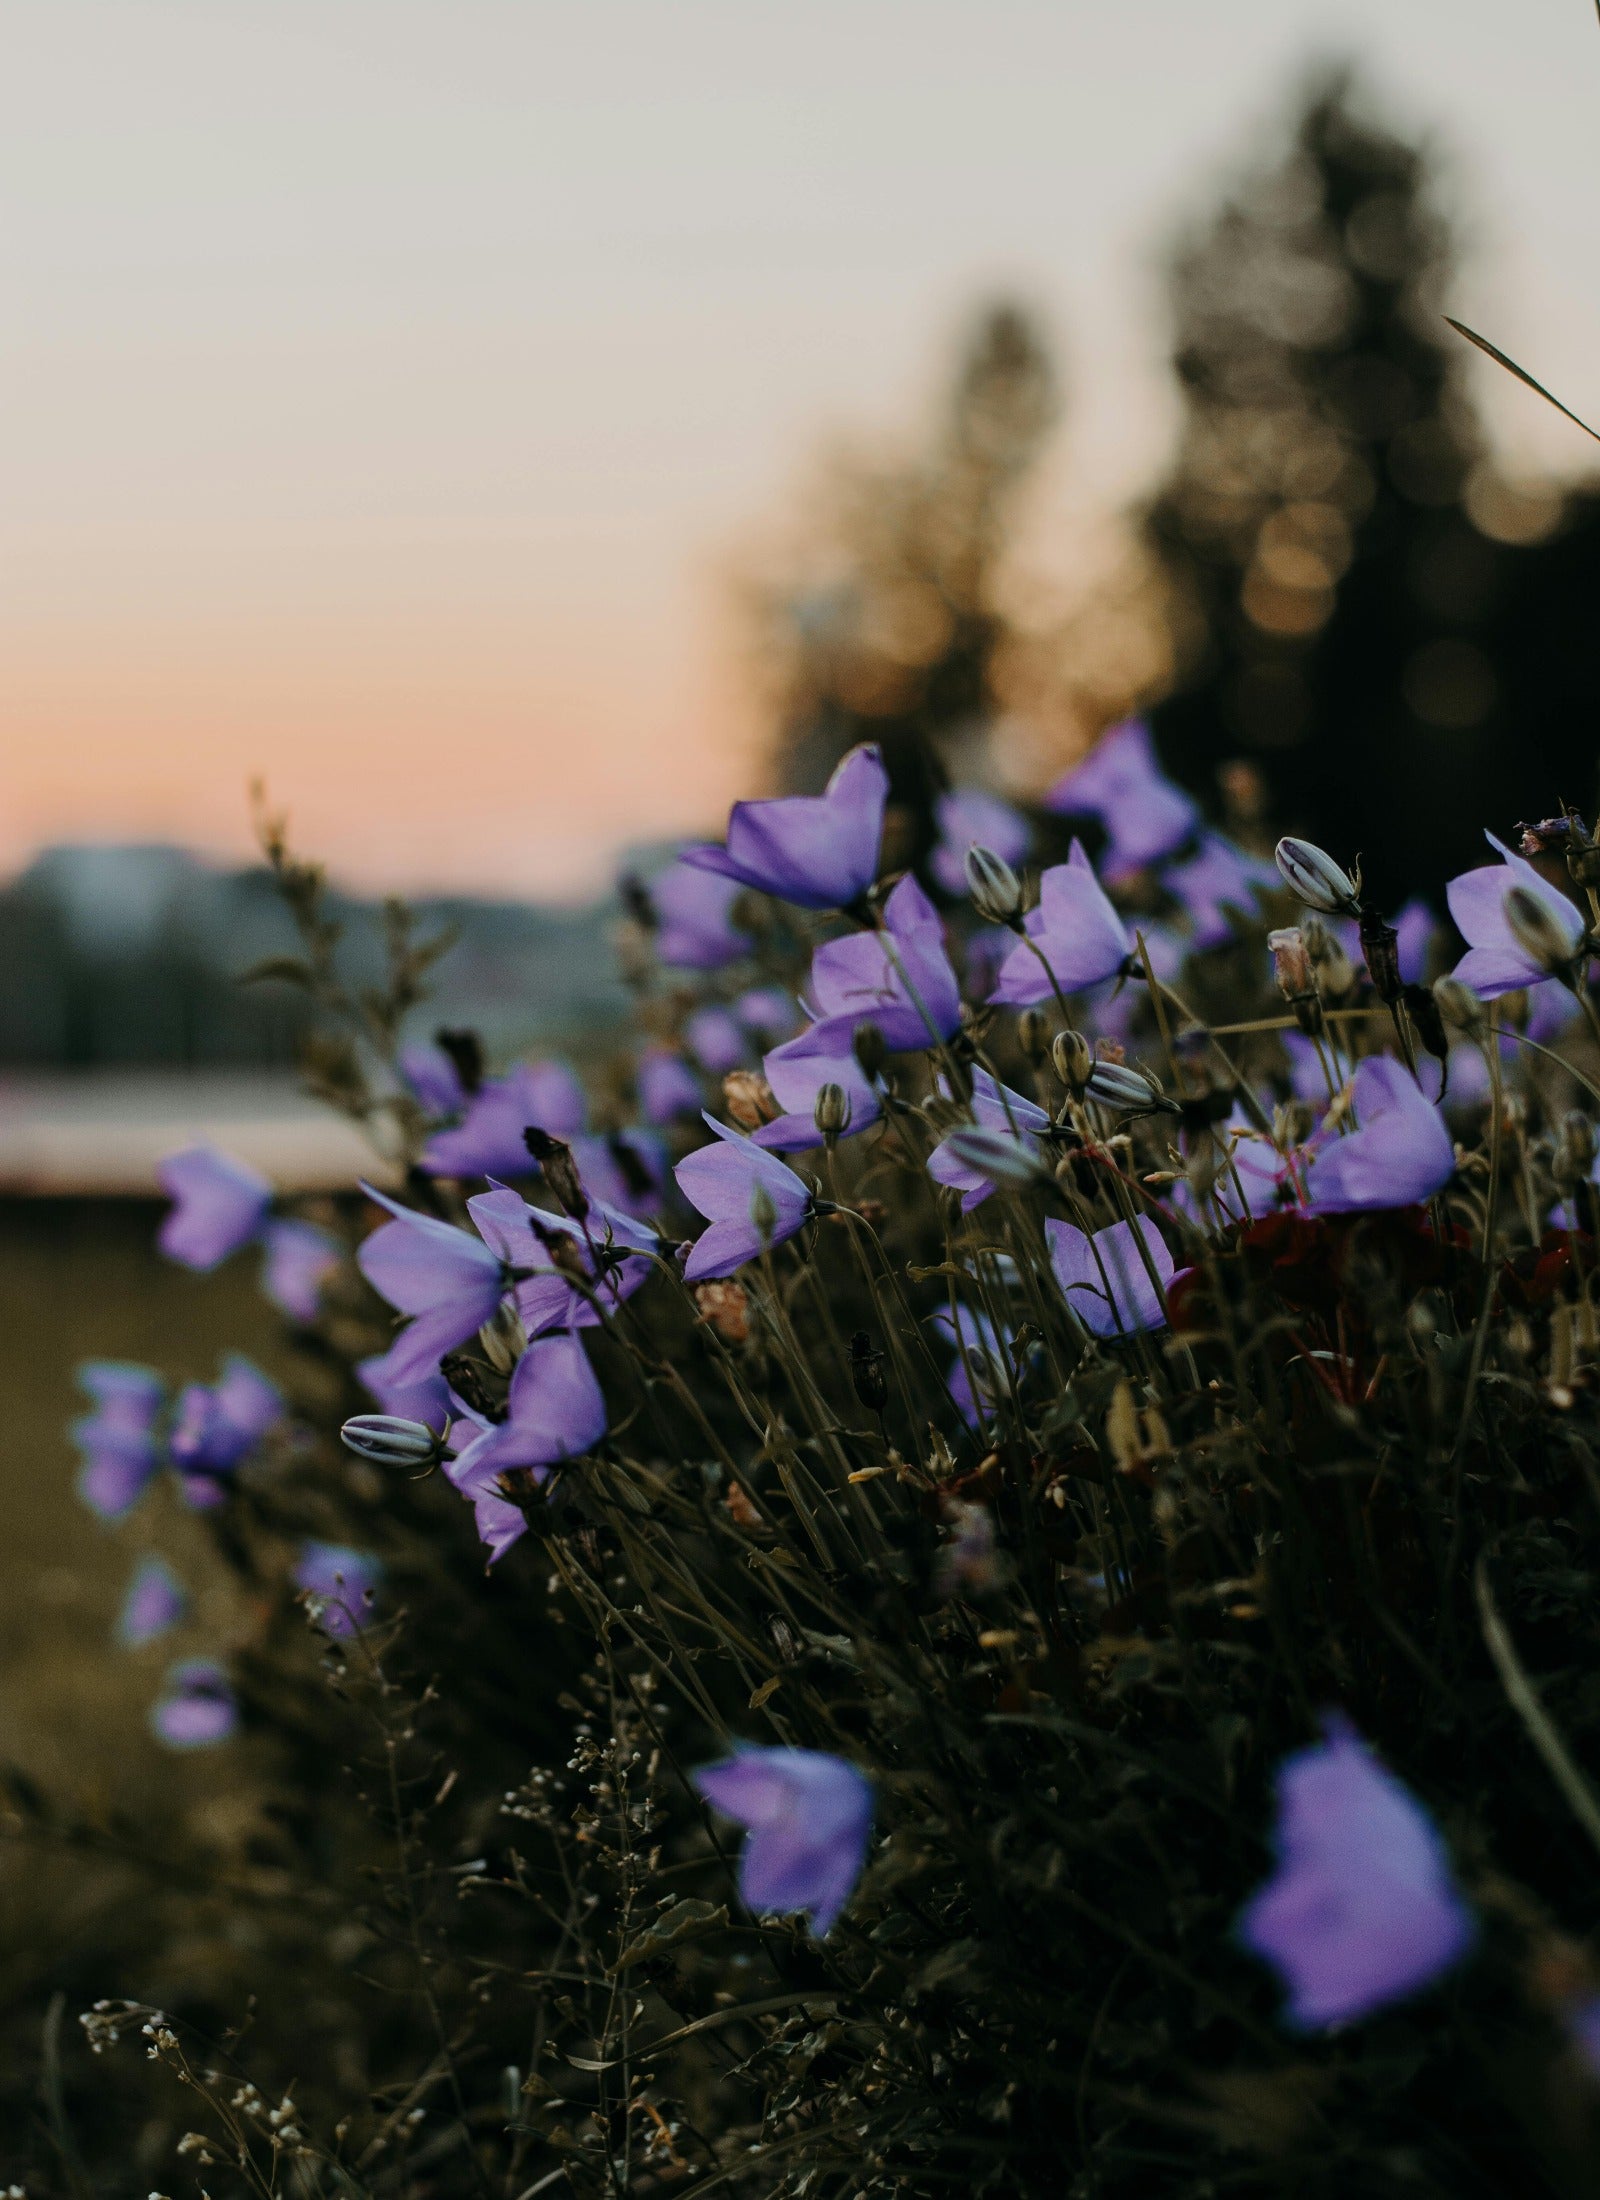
[{"xmin": 6, "ymin": 0, "xmax": 1600, "ymax": 899}]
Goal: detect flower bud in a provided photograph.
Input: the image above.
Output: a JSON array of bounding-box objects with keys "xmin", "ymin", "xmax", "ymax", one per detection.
[
  {"xmin": 851, "ymin": 1019, "xmax": 887, "ymax": 1081},
  {"xmin": 1051, "ymin": 1028, "xmax": 1093, "ymax": 1094},
  {"xmin": 723, "ymin": 1070, "xmax": 777, "ymax": 1129},
  {"xmin": 941, "ymin": 1125, "xmax": 1049, "ymax": 1187},
  {"xmin": 813, "ymin": 1081, "xmax": 852, "ymax": 1139},
  {"xmin": 1432, "ymin": 975, "xmax": 1486, "ymax": 1040},
  {"xmin": 1275, "ymin": 837, "xmax": 1362, "ymax": 918},
  {"xmin": 1085, "ymin": 1060, "xmax": 1180, "ymax": 1117},
  {"xmin": 1017, "ymin": 1006, "xmax": 1052, "ymax": 1065},
  {"xmin": 964, "ymin": 843, "xmax": 1024, "ymax": 927},
  {"xmin": 749, "ymin": 1180, "xmax": 780, "ymax": 1246},
  {"xmin": 523, "ymin": 1127, "xmax": 588, "ymax": 1218},
  {"xmin": 1504, "ymin": 884, "xmax": 1578, "ymax": 979},
  {"xmin": 848, "ymin": 1330, "xmax": 888, "ymax": 1413},
  {"xmin": 340, "ymin": 1414, "xmax": 441, "ymax": 1467}
]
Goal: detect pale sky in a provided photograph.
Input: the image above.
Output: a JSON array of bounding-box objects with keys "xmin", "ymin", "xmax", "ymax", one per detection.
[{"xmin": 4, "ymin": 0, "xmax": 1599, "ymax": 898}]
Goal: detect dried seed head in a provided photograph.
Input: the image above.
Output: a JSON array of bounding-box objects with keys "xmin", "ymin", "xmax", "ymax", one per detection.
[
  {"xmin": 1268, "ymin": 927, "xmax": 1314, "ymax": 999},
  {"xmin": 722, "ymin": 1069, "xmax": 778, "ymax": 1128},
  {"xmin": 1275, "ymin": 837, "xmax": 1362, "ymax": 917},
  {"xmin": 523, "ymin": 1127, "xmax": 588, "ymax": 1218},
  {"xmin": 964, "ymin": 843, "xmax": 1024, "ymax": 927},
  {"xmin": 848, "ymin": 1330, "xmax": 888, "ymax": 1413},
  {"xmin": 693, "ymin": 1279, "xmax": 751, "ymax": 1345}
]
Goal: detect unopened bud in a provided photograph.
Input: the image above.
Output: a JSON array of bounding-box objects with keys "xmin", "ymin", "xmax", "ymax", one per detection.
[
  {"xmin": 1504, "ymin": 884, "xmax": 1579, "ymax": 980},
  {"xmin": 1358, "ymin": 910, "xmax": 1404, "ymax": 1006},
  {"xmin": 1085, "ymin": 1060, "xmax": 1180, "ymax": 1117},
  {"xmin": 1432, "ymin": 975, "xmax": 1486, "ymax": 1040},
  {"xmin": 723, "ymin": 1069, "xmax": 777, "ymax": 1128},
  {"xmin": 523, "ymin": 1127, "xmax": 588, "ymax": 1218},
  {"xmin": 964, "ymin": 843, "xmax": 1024, "ymax": 927},
  {"xmin": 340, "ymin": 1413, "xmax": 441, "ymax": 1467},
  {"xmin": 749, "ymin": 1180, "xmax": 780, "ymax": 1246},
  {"xmin": 1051, "ymin": 1028, "xmax": 1093, "ymax": 1094},
  {"xmin": 941, "ymin": 1125, "xmax": 1048, "ymax": 1187},
  {"xmin": 1275, "ymin": 837, "xmax": 1362, "ymax": 918},
  {"xmin": 1017, "ymin": 1006, "xmax": 1052, "ymax": 1065},
  {"xmin": 813, "ymin": 1081, "xmax": 851, "ymax": 1138},
  {"xmin": 851, "ymin": 1019, "xmax": 887, "ymax": 1081}
]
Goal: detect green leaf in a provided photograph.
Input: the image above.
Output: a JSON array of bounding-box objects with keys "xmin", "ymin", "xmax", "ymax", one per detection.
[{"xmin": 608, "ymin": 1897, "xmax": 728, "ymax": 1972}]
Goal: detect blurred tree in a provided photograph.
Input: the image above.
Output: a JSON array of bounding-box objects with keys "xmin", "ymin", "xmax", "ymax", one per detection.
[
  {"xmin": 1145, "ymin": 67, "xmax": 1600, "ymax": 907},
  {"xmin": 761, "ymin": 304, "xmax": 1057, "ymax": 858}
]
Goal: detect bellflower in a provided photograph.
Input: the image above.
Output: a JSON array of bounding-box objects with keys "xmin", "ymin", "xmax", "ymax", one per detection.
[
  {"xmin": 988, "ymin": 842, "xmax": 1133, "ymax": 1006},
  {"xmin": 1447, "ymin": 831, "xmax": 1588, "ymax": 998},
  {"xmin": 637, "ymin": 1047, "xmax": 704, "ymax": 1126},
  {"xmin": 467, "ymin": 1182, "xmax": 656, "ymax": 1335},
  {"xmin": 259, "ymin": 1217, "xmax": 340, "ymax": 1323},
  {"xmin": 1046, "ymin": 1215, "xmax": 1173, "ymax": 1338},
  {"xmin": 806, "ymin": 874, "xmax": 963, "ymax": 1051},
  {"xmin": 572, "ymin": 1128, "xmax": 668, "ymax": 1217},
  {"xmin": 169, "ymin": 1354, "xmax": 284, "ymax": 1508},
  {"xmin": 1237, "ymin": 1714, "xmax": 1475, "ymax": 2030},
  {"xmin": 357, "ymin": 1183, "xmax": 507, "ymax": 1385},
  {"xmin": 675, "ymin": 1116, "xmax": 815, "ymax": 1279},
  {"xmin": 72, "ymin": 1362, "xmax": 165, "ymax": 1521},
  {"xmin": 1302, "ymin": 1057, "xmax": 1455, "ymax": 1215},
  {"xmin": 114, "ymin": 1556, "xmax": 187, "ymax": 1649},
  {"xmin": 934, "ymin": 1305, "xmax": 1016, "ymax": 1428},
  {"xmin": 1394, "ymin": 898, "xmax": 1435, "ymax": 986},
  {"xmin": 682, "ymin": 742, "xmax": 888, "ymax": 910},
  {"xmin": 151, "ymin": 1659, "xmax": 239, "ymax": 1751},
  {"xmin": 422, "ymin": 1061, "xmax": 587, "ymax": 1179},
  {"xmin": 735, "ymin": 985, "xmax": 800, "ymax": 1042},
  {"xmin": 753, "ymin": 1022, "xmax": 882, "ymax": 1152},
  {"xmin": 156, "ymin": 1144, "xmax": 272, "ymax": 1270},
  {"xmin": 357, "ymin": 1345, "xmax": 453, "ymax": 1431},
  {"xmin": 1163, "ymin": 832, "xmax": 1275, "ymax": 950},
  {"xmin": 929, "ymin": 787, "xmax": 1031, "ymax": 898},
  {"xmin": 1043, "ymin": 717, "xmax": 1199, "ymax": 875},
  {"xmin": 648, "ymin": 859, "xmax": 751, "ymax": 969},
  {"xmin": 692, "ymin": 1745, "xmax": 873, "ymax": 1937},
  {"xmin": 445, "ymin": 1332, "xmax": 608, "ymax": 1511},
  {"xmin": 293, "ymin": 1541, "xmax": 383, "ymax": 1638},
  {"xmin": 927, "ymin": 1071, "xmax": 1050, "ymax": 1210},
  {"xmin": 685, "ymin": 1006, "xmax": 749, "ymax": 1076},
  {"xmin": 400, "ymin": 1042, "xmax": 467, "ymax": 1117}
]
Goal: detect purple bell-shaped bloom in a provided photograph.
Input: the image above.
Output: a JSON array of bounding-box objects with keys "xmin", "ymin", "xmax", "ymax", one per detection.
[
  {"xmin": 682, "ymin": 742, "xmax": 888, "ymax": 910},
  {"xmin": 735, "ymin": 985, "xmax": 802, "ymax": 1042},
  {"xmin": 169, "ymin": 1354, "xmax": 284, "ymax": 1507},
  {"xmin": 753, "ymin": 1023, "xmax": 882, "ymax": 1152},
  {"xmin": 445, "ymin": 1332, "xmax": 608, "ymax": 1514},
  {"xmin": 1302, "ymin": 1057, "xmax": 1454, "ymax": 1215},
  {"xmin": 927, "ymin": 1072, "xmax": 1050, "ymax": 1210},
  {"xmin": 933, "ymin": 1305, "xmax": 1016, "ymax": 1428},
  {"xmin": 356, "ymin": 1346, "xmax": 453, "ymax": 1430},
  {"xmin": 293, "ymin": 1541, "xmax": 383, "ymax": 1638},
  {"xmin": 1163, "ymin": 832, "xmax": 1275, "ymax": 950},
  {"xmin": 259, "ymin": 1217, "xmax": 340, "ymax": 1323},
  {"xmin": 356, "ymin": 1183, "xmax": 507, "ymax": 1386},
  {"xmin": 467, "ymin": 1183, "xmax": 656, "ymax": 1336},
  {"xmin": 649, "ymin": 860, "xmax": 752, "ymax": 969},
  {"xmin": 72, "ymin": 1362, "xmax": 166, "ymax": 1521},
  {"xmin": 675, "ymin": 1116, "xmax": 816, "ymax": 1280},
  {"xmin": 637, "ymin": 1047, "xmax": 704, "ymax": 1126},
  {"xmin": 151, "ymin": 1658, "xmax": 239, "ymax": 1750},
  {"xmin": 1394, "ymin": 898, "xmax": 1435, "ymax": 986},
  {"xmin": 1447, "ymin": 831, "xmax": 1588, "ymax": 998},
  {"xmin": 929, "ymin": 787, "xmax": 1031, "ymax": 898},
  {"xmin": 684, "ymin": 1006, "xmax": 748, "ymax": 1076},
  {"xmin": 1046, "ymin": 1215, "xmax": 1173, "ymax": 1338},
  {"xmin": 421, "ymin": 1061, "xmax": 587, "ymax": 1179},
  {"xmin": 400, "ymin": 1042, "xmax": 467, "ymax": 1117},
  {"xmin": 571, "ymin": 1127, "xmax": 668, "ymax": 1218},
  {"xmin": 1043, "ymin": 718, "xmax": 1199, "ymax": 876},
  {"xmin": 693, "ymin": 1745, "xmax": 873, "ymax": 1936},
  {"xmin": 1237, "ymin": 1714, "xmax": 1475, "ymax": 2031},
  {"xmin": 156, "ymin": 1144, "xmax": 272, "ymax": 1270},
  {"xmin": 114, "ymin": 1556, "xmax": 187, "ymax": 1649},
  {"xmin": 989, "ymin": 842, "xmax": 1133, "ymax": 1006},
  {"xmin": 806, "ymin": 875, "xmax": 963, "ymax": 1052}
]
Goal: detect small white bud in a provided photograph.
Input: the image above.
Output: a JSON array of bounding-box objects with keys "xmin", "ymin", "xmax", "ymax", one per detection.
[
  {"xmin": 1275, "ymin": 837, "xmax": 1361, "ymax": 917},
  {"xmin": 339, "ymin": 1413, "xmax": 440, "ymax": 1467},
  {"xmin": 964, "ymin": 843, "xmax": 1025, "ymax": 926}
]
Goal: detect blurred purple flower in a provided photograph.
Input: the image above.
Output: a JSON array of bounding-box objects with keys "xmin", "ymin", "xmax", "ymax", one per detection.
[
  {"xmin": 1043, "ymin": 718, "xmax": 1199, "ymax": 876},
  {"xmin": 933, "ymin": 1304, "xmax": 1016, "ymax": 1428},
  {"xmin": 1303, "ymin": 1057, "xmax": 1454, "ymax": 1215},
  {"xmin": 693, "ymin": 1745, "xmax": 873, "ymax": 1936},
  {"xmin": 357, "ymin": 1345, "xmax": 453, "ymax": 1430},
  {"xmin": 259, "ymin": 1217, "xmax": 340, "ymax": 1323},
  {"xmin": 169, "ymin": 1354, "xmax": 284, "ymax": 1507},
  {"xmin": 114, "ymin": 1556, "xmax": 187, "ymax": 1649},
  {"xmin": 637, "ymin": 1047, "xmax": 704, "ymax": 1126},
  {"xmin": 421, "ymin": 1061, "xmax": 587, "ymax": 1179},
  {"xmin": 72, "ymin": 1362, "xmax": 165, "ymax": 1521},
  {"xmin": 682, "ymin": 742, "xmax": 888, "ymax": 910},
  {"xmin": 753, "ymin": 1022, "xmax": 882, "ymax": 1152},
  {"xmin": 929, "ymin": 787, "xmax": 1031, "ymax": 898},
  {"xmin": 156, "ymin": 1144, "xmax": 272, "ymax": 1270},
  {"xmin": 685, "ymin": 1007, "xmax": 748, "ymax": 1075},
  {"xmin": 1447, "ymin": 832, "xmax": 1587, "ymax": 998},
  {"xmin": 989, "ymin": 842, "xmax": 1133, "ymax": 1006},
  {"xmin": 927, "ymin": 1071, "xmax": 1050, "ymax": 1210},
  {"xmin": 648, "ymin": 859, "xmax": 751, "ymax": 969},
  {"xmin": 445, "ymin": 1332, "xmax": 608, "ymax": 1519},
  {"xmin": 400, "ymin": 1042, "xmax": 467, "ymax": 1117},
  {"xmin": 151, "ymin": 1658, "xmax": 238, "ymax": 1750},
  {"xmin": 293, "ymin": 1540, "xmax": 383, "ymax": 1638},
  {"xmin": 1163, "ymin": 832, "xmax": 1275, "ymax": 950},
  {"xmin": 1394, "ymin": 898, "xmax": 1435, "ymax": 986},
  {"xmin": 675, "ymin": 1116, "xmax": 815, "ymax": 1280},
  {"xmin": 356, "ymin": 1183, "xmax": 507, "ymax": 1385},
  {"xmin": 572, "ymin": 1128, "xmax": 668, "ymax": 1217},
  {"xmin": 467, "ymin": 1182, "xmax": 655, "ymax": 1335},
  {"xmin": 807, "ymin": 875, "xmax": 962, "ymax": 1051},
  {"xmin": 735, "ymin": 985, "xmax": 801, "ymax": 1041},
  {"xmin": 1046, "ymin": 1215, "xmax": 1173, "ymax": 1338},
  {"xmin": 1237, "ymin": 1713, "xmax": 1475, "ymax": 2030}
]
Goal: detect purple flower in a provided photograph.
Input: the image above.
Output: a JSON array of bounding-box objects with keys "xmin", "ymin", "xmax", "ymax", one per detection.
[
  {"xmin": 293, "ymin": 1541, "xmax": 383, "ymax": 1638},
  {"xmin": 572, "ymin": 1128, "xmax": 668, "ymax": 1217},
  {"xmin": 1046, "ymin": 1215, "xmax": 1173, "ymax": 1338},
  {"xmin": 421, "ymin": 1061, "xmax": 587, "ymax": 1179},
  {"xmin": 151, "ymin": 1658, "xmax": 238, "ymax": 1750},
  {"xmin": 401, "ymin": 1042, "xmax": 467, "ymax": 1117},
  {"xmin": 637, "ymin": 1047, "xmax": 704, "ymax": 1126},
  {"xmin": 156, "ymin": 1144, "xmax": 272, "ymax": 1270},
  {"xmin": 927, "ymin": 1072, "xmax": 1050, "ymax": 1209},
  {"xmin": 648, "ymin": 860, "xmax": 752, "ymax": 969},
  {"xmin": 114, "ymin": 1556, "xmax": 187, "ymax": 1648},
  {"xmin": 682, "ymin": 742, "xmax": 888, "ymax": 910},
  {"xmin": 259, "ymin": 1218, "xmax": 340, "ymax": 1323},
  {"xmin": 445, "ymin": 1332, "xmax": 608, "ymax": 1534},
  {"xmin": 1447, "ymin": 832, "xmax": 1588, "ymax": 998},
  {"xmin": 807, "ymin": 875, "xmax": 962, "ymax": 1051},
  {"xmin": 1303, "ymin": 1057, "xmax": 1454, "ymax": 1215},
  {"xmin": 735, "ymin": 986, "xmax": 801, "ymax": 1041},
  {"xmin": 934, "ymin": 1304, "xmax": 1016, "ymax": 1428},
  {"xmin": 675, "ymin": 1116, "xmax": 816, "ymax": 1280},
  {"xmin": 169, "ymin": 1354, "xmax": 283, "ymax": 1507},
  {"xmin": 468, "ymin": 1484, "xmax": 534, "ymax": 1566},
  {"xmin": 929, "ymin": 787, "xmax": 1031, "ymax": 898},
  {"xmin": 1163, "ymin": 832, "xmax": 1275, "ymax": 950},
  {"xmin": 692, "ymin": 1745, "xmax": 872, "ymax": 1936},
  {"xmin": 72, "ymin": 1362, "xmax": 165, "ymax": 1521},
  {"xmin": 1394, "ymin": 898, "xmax": 1435, "ymax": 986},
  {"xmin": 356, "ymin": 1183, "xmax": 507, "ymax": 1385},
  {"xmin": 988, "ymin": 842, "xmax": 1133, "ymax": 1006},
  {"xmin": 753, "ymin": 1023, "xmax": 882, "ymax": 1152},
  {"xmin": 685, "ymin": 1006, "xmax": 749, "ymax": 1076},
  {"xmin": 357, "ymin": 1345, "xmax": 453, "ymax": 1430},
  {"xmin": 467, "ymin": 1183, "xmax": 655, "ymax": 1335},
  {"xmin": 1043, "ymin": 718, "xmax": 1199, "ymax": 875},
  {"xmin": 1237, "ymin": 1714, "xmax": 1475, "ymax": 2031}
]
